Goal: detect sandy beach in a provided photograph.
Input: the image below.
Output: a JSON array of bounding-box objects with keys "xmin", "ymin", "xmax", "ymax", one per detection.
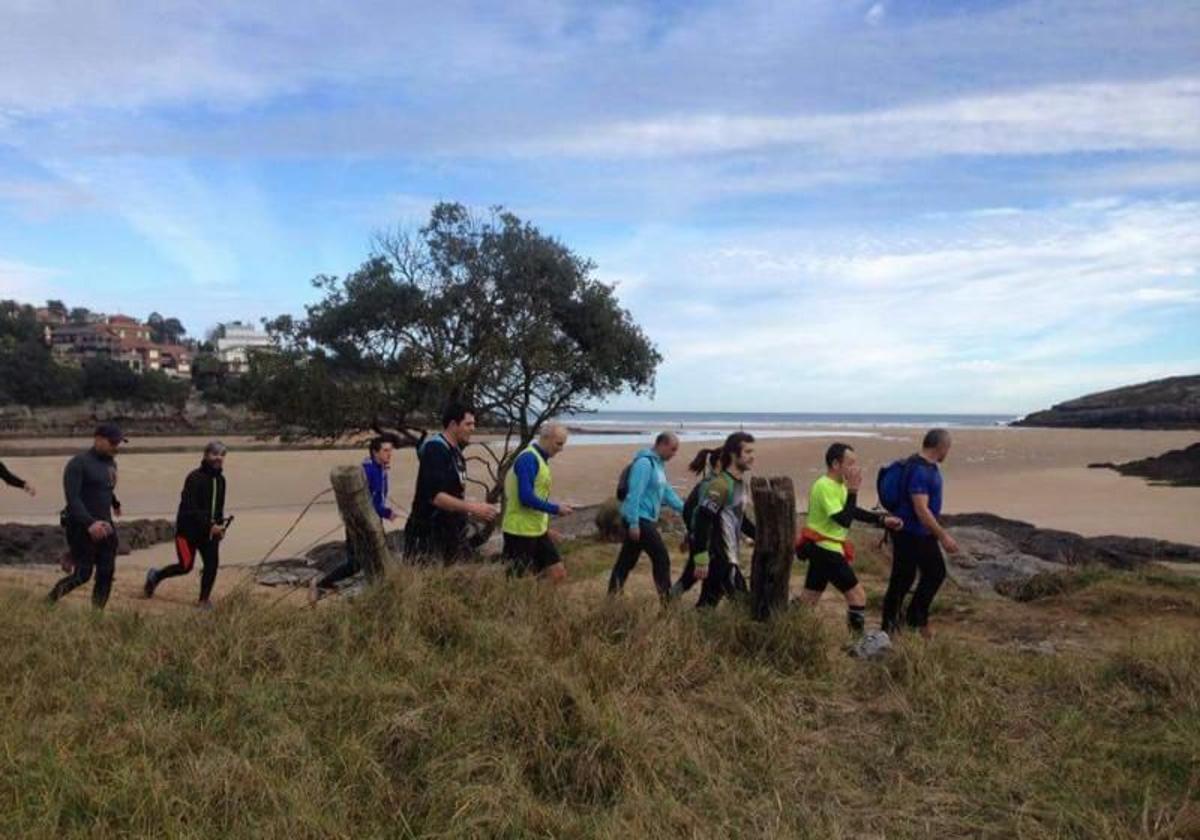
[{"xmin": 2, "ymin": 426, "xmax": 1197, "ymax": 607}]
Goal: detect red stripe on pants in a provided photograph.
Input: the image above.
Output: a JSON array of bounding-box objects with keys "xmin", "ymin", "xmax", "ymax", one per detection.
[{"xmin": 175, "ymin": 535, "xmax": 195, "ymax": 572}]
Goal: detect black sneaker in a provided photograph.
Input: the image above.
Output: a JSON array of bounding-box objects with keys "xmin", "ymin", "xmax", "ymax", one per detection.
[{"xmin": 143, "ymin": 568, "xmax": 158, "ymax": 599}]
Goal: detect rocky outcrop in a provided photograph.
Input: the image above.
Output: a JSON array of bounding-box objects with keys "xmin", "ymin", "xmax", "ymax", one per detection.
[
  {"xmin": 0, "ymin": 519, "xmax": 175, "ymax": 566},
  {"xmin": 944, "ymin": 526, "xmax": 1062, "ymax": 596},
  {"xmin": 942, "ymin": 513, "xmax": 1200, "ymax": 569},
  {"xmin": 1090, "ymin": 442, "xmax": 1200, "ymax": 487},
  {"xmin": 0, "ymin": 398, "xmax": 268, "ymax": 438},
  {"xmin": 1012, "ymin": 374, "xmax": 1200, "ymax": 429}
]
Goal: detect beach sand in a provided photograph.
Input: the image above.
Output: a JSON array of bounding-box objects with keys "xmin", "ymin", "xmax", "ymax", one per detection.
[{"xmin": 1, "ymin": 427, "xmax": 1197, "ymax": 610}]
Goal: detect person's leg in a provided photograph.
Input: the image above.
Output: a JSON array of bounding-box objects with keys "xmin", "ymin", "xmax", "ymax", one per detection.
[
  {"xmin": 696, "ymin": 552, "xmax": 729, "ymax": 608},
  {"xmin": 671, "ymin": 554, "xmax": 697, "ymax": 598},
  {"xmin": 533, "ymin": 535, "xmax": 567, "ymax": 584},
  {"xmin": 90, "ymin": 535, "xmax": 118, "ymax": 609},
  {"xmin": 798, "ymin": 544, "xmax": 830, "ymax": 606},
  {"xmin": 881, "ymin": 532, "xmax": 919, "ymax": 633},
  {"xmin": 825, "ymin": 551, "xmax": 866, "ymax": 635},
  {"xmin": 607, "ymin": 531, "xmax": 644, "ymax": 594},
  {"xmin": 640, "ymin": 521, "xmax": 673, "ymax": 599},
  {"xmin": 147, "ymin": 535, "xmax": 197, "ymax": 596},
  {"xmin": 198, "ymin": 540, "xmax": 220, "ymax": 604},
  {"xmin": 504, "ymin": 534, "xmax": 534, "ymax": 578},
  {"xmin": 905, "ymin": 536, "xmax": 947, "ymax": 635},
  {"xmin": 49, "ymin": 529, "xmax": 95, "ymax": 602}
]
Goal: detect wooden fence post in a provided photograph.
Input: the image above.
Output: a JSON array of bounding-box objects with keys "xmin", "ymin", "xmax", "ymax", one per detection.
[
  {"xmin": 329, "ymin": 465, "xmax": 390, "ymax": 581},
  {"xmin": 749, "ymin": 476, "xmax": 796, "ymax": 621}
]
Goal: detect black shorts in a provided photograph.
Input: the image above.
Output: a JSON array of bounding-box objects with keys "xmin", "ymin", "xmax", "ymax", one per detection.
[
  {"xmin": 503, "ymin": 533, "xmax": 562, "ymax": 576},
  {"xmin": 802, "ymin": 542, "xmax": 859, "ymax": 593}
]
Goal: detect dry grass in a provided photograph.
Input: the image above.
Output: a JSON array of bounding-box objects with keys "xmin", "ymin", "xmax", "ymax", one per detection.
[{"xmin": 1, "ymin": 539, "xmax": 1198, "ymax": 839}]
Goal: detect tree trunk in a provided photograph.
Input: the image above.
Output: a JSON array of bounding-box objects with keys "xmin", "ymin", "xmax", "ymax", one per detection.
[
  {"xmin": 329, "ymin": 465, "xmax": 390, "ymax": 581},
  {"xmin": 749, "ymin": 476, "xmax": 797, "ymax": 621}
]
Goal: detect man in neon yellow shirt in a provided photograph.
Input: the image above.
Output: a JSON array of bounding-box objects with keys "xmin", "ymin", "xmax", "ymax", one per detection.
[
  {"xmin": 797, "ymin": 442, "xmax": 901, "ymax": 634},
  {"xmin": 502, "ymin": 424, "xmax": 574, "ymax": 582}
]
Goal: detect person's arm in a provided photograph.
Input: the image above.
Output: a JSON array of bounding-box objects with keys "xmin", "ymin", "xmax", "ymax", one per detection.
[
  {"xmin": 912, "ymin": 494, "xmax": 958, "ymax": 552},
  {"xmin": 427, "ymin": 448, "xmax": 495, "ymax": 521},
  {"xmin": 0, "ymin": 461, "xmax": 26, "ymax": 489},
  {"xmin": 619, "ymin": 457, "xmax": 652, "ymax": 527},
  {"xmin": 690, "ymin": 481, "xmax": 729, "ymax": 568},
  {"xmin": 364, "ymin": 465, "xmax": 392, "ymax": 520},
  {"xmin": 513, "ymin": 451, "xmax": 559, "ymax": 515},
  {"xmin": 828, "ymin": 492, "xmax": 887, "ymax": 528},
  {"xmin": 662, "ymin": 480, "xmax": 685, "ymax": 515},
  {"xmin": 63, "ymin": 457, "xmax": 94, "ymax": 526}
]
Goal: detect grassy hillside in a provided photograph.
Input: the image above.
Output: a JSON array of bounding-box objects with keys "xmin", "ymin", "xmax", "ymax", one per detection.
[{"xmin": 1, "ymin": 540, "xmax": 1198, "ymax": 838}]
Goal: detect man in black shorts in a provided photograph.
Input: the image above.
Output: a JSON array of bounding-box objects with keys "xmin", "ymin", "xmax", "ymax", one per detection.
[
  {"xmin": 403, "ymin": 402, "xmax": 497, "ymax": 564},
  {"xmin": 501, "ymin": 424, "xmax": 574, "ymax": 581},
  {"xmin": 796, "ymin": 443, "xmax": 901, "ymax": 634}
]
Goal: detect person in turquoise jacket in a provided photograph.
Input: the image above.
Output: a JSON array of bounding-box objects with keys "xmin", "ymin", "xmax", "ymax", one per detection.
[{"xmin": 608, "ymin": 432, "xmax": 685, "ymax": 599}]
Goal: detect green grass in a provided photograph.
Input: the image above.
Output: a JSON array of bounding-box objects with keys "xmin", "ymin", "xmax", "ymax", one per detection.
[{"xmin": 1, "ymin": 548, "xmax": 1198, "ymax": 838}]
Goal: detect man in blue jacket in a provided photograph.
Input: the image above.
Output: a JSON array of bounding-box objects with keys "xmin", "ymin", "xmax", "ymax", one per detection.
[
  {"xmin": 607, "ymin": 432, "xmax": 685, "ymax": 600},
  {"xmin": 502, "ymin": 423, "xmax": 575, "ymax": 581},
  {"xmin": 310, "ymin": 434, "xmax": 397, "ymax": 602}
]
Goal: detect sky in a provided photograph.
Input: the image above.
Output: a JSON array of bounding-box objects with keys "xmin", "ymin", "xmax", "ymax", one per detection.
[{"xmin": 1, "ymin": 0, "xmax": 1198, "ymax": 415}]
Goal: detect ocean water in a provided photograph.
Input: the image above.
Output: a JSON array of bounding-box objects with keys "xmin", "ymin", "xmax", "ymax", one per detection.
[{"xmin": 557, "ymin": 410, "xmax": 1016, "ymax": 446}]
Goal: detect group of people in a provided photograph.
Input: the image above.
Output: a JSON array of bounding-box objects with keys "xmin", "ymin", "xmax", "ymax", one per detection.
[
  {"xmin": 21, "ymin": 404, "xmax": 958, "ymax": 636},
  {"xmin": 493, "ymin": 417, "xmax": 958, "ymax": 638}
]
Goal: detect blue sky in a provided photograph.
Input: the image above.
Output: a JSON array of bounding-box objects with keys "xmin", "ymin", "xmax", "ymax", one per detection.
[{"xmin": 1, "ymin": 0, "xmax": 1197, "ymax": 414}]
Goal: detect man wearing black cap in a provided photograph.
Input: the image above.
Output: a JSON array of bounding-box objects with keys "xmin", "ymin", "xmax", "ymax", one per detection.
[
  {"xmin": 48, "ymin": 423, "xmax": 126, "ymax": 609},
  {"xmin": 143, "ymin": 441, "xmax": 229, "ymax": 609}
]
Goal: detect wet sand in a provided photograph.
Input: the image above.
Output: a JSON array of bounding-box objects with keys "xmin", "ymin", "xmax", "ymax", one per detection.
[{"xmin": 1, "ymin": 427, "xmax": 1197, "ymax": 609}]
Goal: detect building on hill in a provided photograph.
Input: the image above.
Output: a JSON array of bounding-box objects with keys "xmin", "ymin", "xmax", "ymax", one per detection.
[
  {"xmin": 215, "ymin": 321, "xmax": 271, "ymax": 374},
  {"xmin": 48, "ymin": 314, "xmax": 191, "ymax": 376}
]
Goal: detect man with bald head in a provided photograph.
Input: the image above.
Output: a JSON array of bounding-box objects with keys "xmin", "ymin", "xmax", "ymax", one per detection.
[
  {"xmin": 501, "ymin": 423, "xmax": 575, "ymax": 581},
  {"xmin": 608, "ymin": 431, "xmax": 686, "ymax": 600}
]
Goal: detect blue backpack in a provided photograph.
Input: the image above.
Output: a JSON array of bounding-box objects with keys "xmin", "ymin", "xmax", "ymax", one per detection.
[{"xmin": 876, "ymin": 455, "xmax": 921, "ymax": 513}]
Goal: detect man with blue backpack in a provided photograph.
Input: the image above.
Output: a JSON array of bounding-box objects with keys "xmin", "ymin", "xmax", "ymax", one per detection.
[
  {"xmin": 877, "ymin": 428, "xmax": 960, "ymax": 639},
  {"xmin": 607, "ymin": 432, "xmax": 686, "ymax": 600}
]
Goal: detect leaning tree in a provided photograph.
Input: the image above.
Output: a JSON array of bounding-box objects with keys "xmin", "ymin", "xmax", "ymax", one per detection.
[{"xmin": 251, "ymin": 202, "xmax": 661, "ymax": 502}]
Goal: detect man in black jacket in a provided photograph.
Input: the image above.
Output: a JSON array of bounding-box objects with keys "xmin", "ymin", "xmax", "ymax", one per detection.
[
  {"xmin": 48, "ymin": 423, "xmax": 125, "ymax": 609},
  {"xmin": 143, "ymin": 441, "xmax": 228, "ymax": 609}
]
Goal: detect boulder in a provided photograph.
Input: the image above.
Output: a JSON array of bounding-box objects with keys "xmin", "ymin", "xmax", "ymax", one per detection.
[
  {"xmin": 0, "ymin": 519, "xmax": 175, "ymax": 566},
  {"xmin": 944, "ymin": 526, "xmax": 1062, "ymax": 596}
]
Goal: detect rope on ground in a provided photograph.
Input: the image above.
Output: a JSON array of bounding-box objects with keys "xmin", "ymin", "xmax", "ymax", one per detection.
[{"xmin": 229, "ymin": 487, "xmax": 335, "ymax": 594}]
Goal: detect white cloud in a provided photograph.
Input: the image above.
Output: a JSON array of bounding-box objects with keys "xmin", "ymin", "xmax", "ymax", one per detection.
[
  {"xmin": 865, "ymin": 3, "xmax": 886, "ymax": 27},
  {"xmin": 522, "ymin": 77, "xmax": 1200, "ymax": 160},
  {"xmin": 598, "ymin": 198, "xmax": 1200, "ymax": 412}
]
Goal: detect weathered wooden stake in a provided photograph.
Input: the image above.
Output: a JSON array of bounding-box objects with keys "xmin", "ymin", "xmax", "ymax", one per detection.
[
  {"xmin": 329, "ymin": 465, "xmax": 390, "ymax": 581},
  {"xmin": 749, "ymin": 476, "xmax": 796, "ymax": 621}
]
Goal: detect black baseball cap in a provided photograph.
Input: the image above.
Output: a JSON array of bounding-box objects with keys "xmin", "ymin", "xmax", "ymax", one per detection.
[{"xmin": 94, "ymin": 423, "xmax": 128, "ymax": 444}]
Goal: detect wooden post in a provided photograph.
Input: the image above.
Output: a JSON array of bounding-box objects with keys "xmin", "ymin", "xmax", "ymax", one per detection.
[
  {"xmin": 749, "ymin": 476, "xmax": 796, "ymax": 621},
  {"xmin": 329, "ymin": 465, "xmax": 390, "ymax": 581}
]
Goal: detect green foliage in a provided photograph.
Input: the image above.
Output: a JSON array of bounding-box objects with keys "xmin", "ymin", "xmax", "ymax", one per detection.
[
  {"xmin": 79, "ymin": 358, "xmax": 189, "ymax": 408},
  {"xmin": 255, "ymin": 203, "xmax": 662, "ymax": 495}
]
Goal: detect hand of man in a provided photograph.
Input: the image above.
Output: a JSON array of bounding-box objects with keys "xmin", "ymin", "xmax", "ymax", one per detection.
[
  {"xmin": 22, "ymin": 483, "xmax": 36, "ymax": 497},
  {"xmin": 210, "ymin": 524, "xmax": 226, "ymax": 541},
  {"xmin": 112, "ymin": 503, "xmax": 122, "ymax": 517},
  {"xmin": 883, "ymin": 515, "xmax": 903, "ymax": 531},
  {"xmin": 844, "ymin": 465, "xmax": 863, "ymax": 491},
  {"xmin": 557, "ymin": 504, "xmax": 575, "ymax": 517},
  {"xmin": 628, "ymin": 525, "xmax": 641, "ymax": 543},
  {"xmin": 940, "ymin": 533, "xmax": 960, "ymax": 554},
  {"xmin": 471, "ymin": 503, "xmax": 498, "ymax": 522},
  {"xmin": 693, "ymin": 565, "xmax": 709, "ymax": 580},
  {"xmin": 87, "ymin": 521, "xmax": 112, "ymax": 541}
]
